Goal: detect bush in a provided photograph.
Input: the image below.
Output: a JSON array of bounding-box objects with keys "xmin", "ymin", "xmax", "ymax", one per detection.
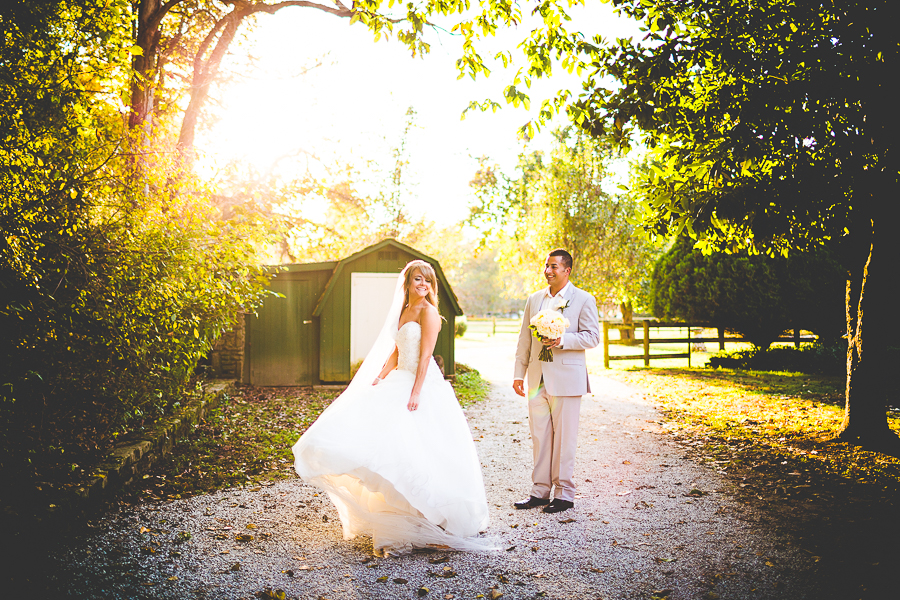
[
  {"xmin": 0, "ymin": 10, "xmax": 271, "ymax": 481},
  {"xmin": 455, "ymin": 362, "xmax": 475, "ymax": 375},
  {"xmin": 651, "ymin": 236, "xmax": 845, "ymax": 348},
  {"xmin": 451, "ymin": 363, "xmax": 489, "ymax": 408},
  {"xmin": 455, "ymin": 316, "xmax": 468, "ymax": 338},
  {"xmin": 708, "ymin": 342, "xmax": 846, "ymax": 374}
]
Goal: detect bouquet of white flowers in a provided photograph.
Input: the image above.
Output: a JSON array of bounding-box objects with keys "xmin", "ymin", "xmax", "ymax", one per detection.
[{"xmin": 529, "ymin": 309, "xmax": 570, "ymax": 362}]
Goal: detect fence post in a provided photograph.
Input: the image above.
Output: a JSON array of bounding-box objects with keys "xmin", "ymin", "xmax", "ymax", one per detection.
[
  {"xmin": 718, "ymin": 327, "xmax": 725, "ymax": 351},
  {"xmin": 794, "ymin": 328, "xmax": 800, "ymax": 348},
  {"xmin": 603, "ymin": 321, "xmax": 610, "ymax": 369},
  {"xmin": 492, "ymin": 316, "xmax": 496, "ymax": 336},
  {"xmin": 643, "ymin": 320, "xmax": 650, "ymax": 367},
  {"xmin": 687, "ymin": 326, "xmax": 692, "ymax": 368}
]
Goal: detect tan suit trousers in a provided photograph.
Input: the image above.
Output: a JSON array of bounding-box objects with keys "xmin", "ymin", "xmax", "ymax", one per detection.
[{"xmin": 528, "ymin": 384, "xmax": 581, "ymax": 502}]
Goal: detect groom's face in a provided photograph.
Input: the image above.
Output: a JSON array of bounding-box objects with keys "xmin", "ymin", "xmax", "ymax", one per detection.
[{"xmin": 544, "ymin": 255, "xmax": 571, "ymax": 287}]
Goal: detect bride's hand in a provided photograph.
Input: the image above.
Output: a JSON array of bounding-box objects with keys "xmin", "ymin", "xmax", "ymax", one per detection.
[
  {"xmin": 372, "ymin": 376, "xmax": 382, "ymax": 386},
  {"xmin": 407, "ymin": 392, "xmax": 420, "ymax": 412}
]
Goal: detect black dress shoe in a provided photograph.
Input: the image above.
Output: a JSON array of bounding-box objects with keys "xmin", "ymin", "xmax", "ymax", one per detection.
[
  {"xmin": 513, "ymin": 496, "xmax": 550, "ymax": 510},
  {"xmin": 542, "ymin": 499, "xmax": 574, "ymax": 513}
]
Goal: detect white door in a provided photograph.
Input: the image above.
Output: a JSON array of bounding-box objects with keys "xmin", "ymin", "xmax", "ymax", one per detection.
[{"xmin": 350, "ymin": 272, "xmax": 399, "ymax": 365}]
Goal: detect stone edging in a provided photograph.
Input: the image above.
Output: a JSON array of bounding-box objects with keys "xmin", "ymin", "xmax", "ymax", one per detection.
[{"xmin": 70, "ymin": 380, "xmax": 235, "ymax": 508}]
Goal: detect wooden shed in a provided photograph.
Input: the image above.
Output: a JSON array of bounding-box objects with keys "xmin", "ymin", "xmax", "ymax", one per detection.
[{"xmin": 242, "ymin": 239, "xmax": 463, "ymax": 386}]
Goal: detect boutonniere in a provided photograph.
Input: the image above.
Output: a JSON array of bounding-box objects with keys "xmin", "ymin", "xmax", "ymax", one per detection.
[{"xmin": 548, "ymin": 296, "xmax": 570, "ymax": 314}]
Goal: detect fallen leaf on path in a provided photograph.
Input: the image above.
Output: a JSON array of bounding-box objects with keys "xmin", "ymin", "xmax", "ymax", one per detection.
[
  {"xmin": 376, "ymin": 576, "xmax": 388, "ymax": 583},
  {"xmin": 616, "ymin": 491, "xmax": 632, "ymax": 496},
  {"xmin": 653, "ymin": 557, "xmax": 677, "ymax": 563},
  {"xmin": 489, "ymin": 590, "xmax": 503, "ymax": 599},
  {"xmin": 418, "ymin": 587, "xmax": 430, "ymax": 596},
  {"xmin": 428, "ymin": 556, "xmax": 450, "ymax": 564},
  {"xmin": 246, "ymin": 523, "xmax": 258, "ymax": 529},
  {"xmin": 235, "ymin": 534, "xmax": 253, "ymax": 542},
  {"xmin": 505, "ymin": 545, "xmax": 516, "ymax": 552},
  {"xmin": 393, "ymin": 578, "xmax": 408, "ymax": 584},
  {"xmin": 559, "ymin": 518, "xmax": 576, "ymax": 524},
  {"xmin": 229, "ymin": 563, "xmax": 241, "ymax": 571},
  {"xmin": 623, "ymin": 460, "xmax": 632, "ymax": 464},
  {"xmin": 429, "ymin": 569, "xmax": 457, "ymax": 579}
]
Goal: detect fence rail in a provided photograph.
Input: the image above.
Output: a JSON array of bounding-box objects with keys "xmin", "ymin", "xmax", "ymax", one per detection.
[{"xmin": 602, "ymin": 320, "xmax": 816, "ymax": 368}]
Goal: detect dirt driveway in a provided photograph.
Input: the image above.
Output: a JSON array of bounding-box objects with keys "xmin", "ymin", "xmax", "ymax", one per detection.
[{"xmin": 23, "ymin": 338, "xmax": 826, "ymax": 599}]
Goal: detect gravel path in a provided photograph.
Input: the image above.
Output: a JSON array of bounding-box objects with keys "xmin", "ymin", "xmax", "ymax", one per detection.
[{"xmin": 31, "ymin": 345, "xmax": 825, "ymax": 599}]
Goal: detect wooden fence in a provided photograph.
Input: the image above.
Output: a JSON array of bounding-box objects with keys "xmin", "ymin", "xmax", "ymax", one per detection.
[{"xmin": 602, "ymin": 320, "xmax": 815, "ymax": 368}]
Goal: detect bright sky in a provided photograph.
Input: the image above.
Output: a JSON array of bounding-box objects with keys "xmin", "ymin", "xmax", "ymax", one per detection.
[{"xmin": 197, "ymin": 3, "xmax": 643, "ymax": 224}]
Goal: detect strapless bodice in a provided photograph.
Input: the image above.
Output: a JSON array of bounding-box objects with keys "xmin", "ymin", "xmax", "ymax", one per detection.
[{"xmin": 396, "ymin": 321, "xmax": 421, "ymax": 373}]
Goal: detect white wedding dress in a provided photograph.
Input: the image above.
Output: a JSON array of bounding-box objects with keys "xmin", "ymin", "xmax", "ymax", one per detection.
[{"xmin": 292, "ymin": 321, "xmax": 491, "ymax": 554}]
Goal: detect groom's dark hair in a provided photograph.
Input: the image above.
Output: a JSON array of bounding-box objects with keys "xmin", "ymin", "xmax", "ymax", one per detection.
[{"xmin": 549, "ymin": 249, "xmax": 573, "ymax": 271}]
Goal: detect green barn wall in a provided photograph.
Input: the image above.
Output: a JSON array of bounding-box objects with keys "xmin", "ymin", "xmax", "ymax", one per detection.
[
  {"xmin": 243, "ymin": 264, "xmax": 333, "ymax": 386},
  {"xmin": 246, "ymin": 241, "xmax": 460, "ymax": 386}
]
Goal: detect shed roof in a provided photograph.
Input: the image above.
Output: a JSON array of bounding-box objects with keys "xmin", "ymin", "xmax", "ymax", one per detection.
[{"xmin": 312, "ymin": 239, "xmax": 463, "ymax": 317}]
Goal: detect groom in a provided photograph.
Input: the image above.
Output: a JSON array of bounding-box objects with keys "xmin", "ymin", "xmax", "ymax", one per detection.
[{"xmin": 512, "ymin": 249, "xmax": 600, "ymax": 513}]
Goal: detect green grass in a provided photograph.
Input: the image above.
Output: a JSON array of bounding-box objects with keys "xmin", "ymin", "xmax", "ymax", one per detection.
[
  {"xmin": 129, "ymin": 365, "xmax": 491, "ymax": 501},
  {"xmin": 126, "ymin": 387, "xmax": 339, "ymax": 502},
  {"xmin": 453, "ymin": 364, "xmax": 491, "ymax": 408}
]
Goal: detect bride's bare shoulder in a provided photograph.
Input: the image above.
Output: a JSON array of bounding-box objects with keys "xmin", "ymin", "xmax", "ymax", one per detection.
[{"xmin": 417, "ymin": 303, "xmax": 441, "ymax": 326}]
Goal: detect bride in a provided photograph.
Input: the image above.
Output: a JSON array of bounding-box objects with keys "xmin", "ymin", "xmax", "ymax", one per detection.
[{"xmin": 292, "ymin": 260, "xmax": 491, "ymax": 555}]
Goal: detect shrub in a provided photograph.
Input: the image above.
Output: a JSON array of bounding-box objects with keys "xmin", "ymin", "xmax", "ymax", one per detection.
[
  {"xmin": 455, "ymin": 362, "xmax": 475, "ymax": 375},
  {"xmin": 451, "ymin": 363, "xmax": 489, "ymax": 408},
  {"xmin": 455, "ymin": 316, "xmax": 468, "ymax": 338},
  {"xmin": 0, "ymin": 9, "xmax": 271, "ymax": 481},
  {"xmin": 651, "ymin": 236, "xmax": 844, "ymax": 348},
  {"xmin": 708, "ymin": 342, "xmax": 846, "ymax": 374}
]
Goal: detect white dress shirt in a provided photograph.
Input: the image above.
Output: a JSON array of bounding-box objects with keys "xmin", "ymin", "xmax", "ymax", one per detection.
[{"xmin": 514, "ymin": 282, "xmax": 572, "ymax": 382}]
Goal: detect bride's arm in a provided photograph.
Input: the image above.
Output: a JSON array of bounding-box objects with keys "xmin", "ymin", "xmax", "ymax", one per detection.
[
  {"xmin": 373, "ymin": 346, "xmax": 399, "ymax": 385},
  {"xmin": 408, "ymin": 306, "xmax": 441, "ymax": 410}
]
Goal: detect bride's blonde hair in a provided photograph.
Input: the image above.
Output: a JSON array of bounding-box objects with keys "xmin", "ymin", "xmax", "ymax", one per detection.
[{"xmin": 403, "ymin": 260, "xmax": 439, "ymax": 310}]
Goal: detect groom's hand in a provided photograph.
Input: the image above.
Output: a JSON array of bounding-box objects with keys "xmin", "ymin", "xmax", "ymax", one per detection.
[
  {"xmin": 513, "ymin": 380, "xmax": 525, "ymax": 397},
  {"xmin": 542, "ymin": 336, "xmax": 562, "ymax": 348}
]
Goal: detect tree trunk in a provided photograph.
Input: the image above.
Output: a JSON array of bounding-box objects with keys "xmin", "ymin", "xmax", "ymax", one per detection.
[
  {"xmin": 620, "ymin": 300, "xmax": 635, "ymax": 345},
  {"xmin": 129, "ymin": 0, "xmax": 166, "ymax": 133},
  {"xmin": 175, "ymin": 1, "xmax": 355, "ymax": 157},
  {"xmin": 177, "ymin": 9, "xmax": 247, "ymax": 155},
  {"xmin": 834, "ymin": 217, "xmax": 899, "ymax": 448}
]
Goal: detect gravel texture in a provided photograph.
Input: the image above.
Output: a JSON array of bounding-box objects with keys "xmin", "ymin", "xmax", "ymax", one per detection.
[{"xmin": 18, "ymin": 346, "xmax": 827, "ymax": 599}]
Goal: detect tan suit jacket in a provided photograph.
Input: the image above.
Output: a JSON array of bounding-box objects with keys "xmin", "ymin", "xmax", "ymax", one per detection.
[{"xmin": 514, "ymin": 284, "xmax": 600, "ymax": 398}]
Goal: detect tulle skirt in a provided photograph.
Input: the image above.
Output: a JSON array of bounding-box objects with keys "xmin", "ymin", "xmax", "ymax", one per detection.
[{"xmin": 292, "ymin": 362, "xmax": 492, "ymax": 554}]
